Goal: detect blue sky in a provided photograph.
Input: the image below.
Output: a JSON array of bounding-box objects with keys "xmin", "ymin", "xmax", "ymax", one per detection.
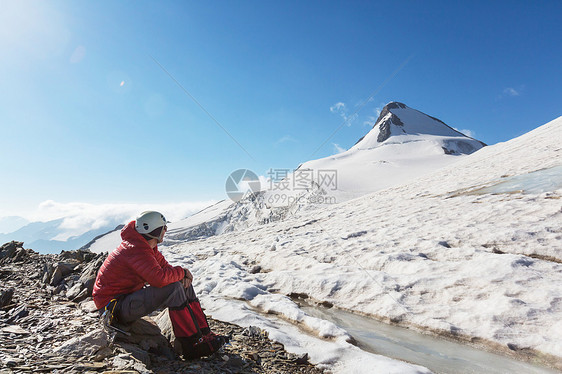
[{"xmin": 0, "ymin": 0, "xmax": 561, "ymax": 219}]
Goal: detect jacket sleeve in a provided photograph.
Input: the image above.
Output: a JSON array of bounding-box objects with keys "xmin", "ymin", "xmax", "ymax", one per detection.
[
  {"xmin": 127, "ymin": 247, "xmax": 184, "ymax": 288},
  {"xmin": 154, "ymin": 247, "xmax": 176, "ymax": 270}
]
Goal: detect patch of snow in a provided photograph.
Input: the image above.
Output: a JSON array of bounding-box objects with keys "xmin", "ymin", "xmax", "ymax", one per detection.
[{"xmin": 88, "ymin": 229, "xmax": 121, "ymax": 254}]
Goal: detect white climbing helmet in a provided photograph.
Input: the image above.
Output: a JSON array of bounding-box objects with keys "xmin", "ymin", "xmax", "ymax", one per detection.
[{"xmin": 135, "ymin": 211, "xmax": 167, "ymax": 242}]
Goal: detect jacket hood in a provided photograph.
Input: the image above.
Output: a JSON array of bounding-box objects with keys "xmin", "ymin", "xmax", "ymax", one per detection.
[{"xmin": 121, "ymin": 220, "xmax": 153, "ymax": 248}]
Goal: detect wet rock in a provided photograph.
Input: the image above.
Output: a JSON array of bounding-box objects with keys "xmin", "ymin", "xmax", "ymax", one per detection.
[
  {"xmin": 294, "ymin": 353, "xmax": 310, "ymax": 365},
  {"xmin": 250, "ymin": 265, "xmax": 262, "ymax": 274}
]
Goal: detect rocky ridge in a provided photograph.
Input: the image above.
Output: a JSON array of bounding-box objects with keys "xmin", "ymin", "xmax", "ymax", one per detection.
[{"xmin": 0, "ymin": 241, "xmax": 323, "ymax": 374}]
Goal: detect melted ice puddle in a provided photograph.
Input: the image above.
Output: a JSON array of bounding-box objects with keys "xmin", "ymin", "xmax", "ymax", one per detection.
[
  {"xmin": 300, "ymin": 302, "xmax": 558, "ymax": 374},
  {"xmin": 474, "ymin": 165, "xmax": 562, "ymax": 195}
]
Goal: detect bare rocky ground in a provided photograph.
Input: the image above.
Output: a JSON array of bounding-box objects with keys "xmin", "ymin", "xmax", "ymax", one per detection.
[{"xmin": 0, "ymin": 241, "xmax": 323, "ymax": 374}]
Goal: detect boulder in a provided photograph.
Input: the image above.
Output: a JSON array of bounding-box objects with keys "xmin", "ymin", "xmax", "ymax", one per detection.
[
  {"xmin": 154, "ymin": 310, "xmax": 182, "ymax": 355},
  {"xmin": 0, "ymin": 241, "xmax": 23, "ymax": 259},
  {"xmin": 72, "ymin": 288, "xmax": 89, "ymax": 303},
  {"xmin": 66, "ymin": 283, "xmax": 83, "ymax": 300},
  {"xmin": 114, "ymin": 317, "xmax": 175, "ymax": 360},
  {"xmin": 79, "ymin": 254, "xmax": 106, "ymax": 296},
  {"xmin": 49, "ymin": 261, "xmax": 79, "ymax": 286},
  {"xmin": 53, "ymin": 329, "xmax": 109, "ymax": 357}
]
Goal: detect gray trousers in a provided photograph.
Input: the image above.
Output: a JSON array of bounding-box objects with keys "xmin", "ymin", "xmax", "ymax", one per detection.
[{"xmin": 116, "ymin": 281, "xmax": 196, "ymax": 324}]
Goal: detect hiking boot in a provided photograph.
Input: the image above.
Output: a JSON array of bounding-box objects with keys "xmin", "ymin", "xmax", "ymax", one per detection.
[{"xmin": 182, "ymin": 333, "xmax": 227, "ymax": 360}]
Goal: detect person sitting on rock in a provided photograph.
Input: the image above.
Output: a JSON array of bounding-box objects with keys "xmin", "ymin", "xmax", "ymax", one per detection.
[{"xmin": 92, "ymin": 210, "xmax": 226, "ymax": 359}]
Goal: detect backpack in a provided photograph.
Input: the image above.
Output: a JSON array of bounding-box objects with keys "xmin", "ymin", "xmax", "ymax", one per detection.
[{"xmin": 168, "ymin": 296, "xmax": 227, "ymax": 359}]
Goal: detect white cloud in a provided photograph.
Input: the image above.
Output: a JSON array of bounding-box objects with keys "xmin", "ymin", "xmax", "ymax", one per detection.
[
  {"xmin": 363, "ymin": 115, "xmax": 377, "ymax": 127},
  {"xmin": 503, "ymin": 87, "xmax": 520, "ymax": 97},
  {"xmin": 332, "ymin": 143, "xmax": 346, "ymax": 154},
  {"xmin": 22, "ymin": 200, "xmax": 216, "ymax": 240},
  {"xmin": 275, "ymin": 135, "xmax": 298, "ymax": 145},
  {"xmin": 375, "ymin": 102, "xmax": 387, "ymax": 116},
  {"xmin": 498, "ymin": 85, "xmax": 525, "ymax": 99},
  {"xmin": 453, "ymin": 127, "xmax": 475, "ymax": 138},
  {"xmin": 330, "ymin": 102, "xmax": 346, "ymax": 113},
  {"xmin": 329, "ymin": 102, "xmax": 357, "ymax": 126}
]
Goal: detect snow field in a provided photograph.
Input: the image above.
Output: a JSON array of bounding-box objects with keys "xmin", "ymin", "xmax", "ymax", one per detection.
[{"xmin": 161, "ymin": 117, "xmax": 562, "ymax": 371}]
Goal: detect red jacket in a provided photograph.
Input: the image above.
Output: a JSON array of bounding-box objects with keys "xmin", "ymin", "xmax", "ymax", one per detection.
[{"xmin": 92, "ymin": 220, "xmax": 184, "ymax": 309}]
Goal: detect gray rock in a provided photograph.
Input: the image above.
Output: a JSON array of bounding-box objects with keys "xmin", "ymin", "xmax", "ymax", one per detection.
[
  {"xmin": 227, "ymin": 355, "xmax": 245, "ymax": 367},
  {"xmin": 78, "ymin": 299, "xmax": 98, "ymax": 313},
  {"xmin": 0, "ymin": 244, "xmax": 325, "ymax": 374},
  {"xmin": 42, "ymin": 263, "xmax": 54, "ymax": 284},
  {"xmin": 93, "ymin": 346, "xmax": 113, "ymax": 361},
  {"xmin": 50, "ymin": 266, "xmax": 63, "ymax": 286},
  {"xmin": 250, "ymin": 265, "xmax": 262, "ymax": 274},
  {"xmin": 66, "ymin": 283, "xmax": 83, "ymax": 300},
  {"xmin": 117, "ymin": 343, "xmax": 150, "ymax": 367},
  {"xmin": 116, "ymin": 316, "xmax": 175, "ymax": 360},
  {"xmin": 243, "ymin": 325, "xmax": 263, "ymax": 338},
  {"xmin": 112, "ymin": 355, "xmax": 133, "ymax": 370},
  {"xmin": 79, "ymin": 254, "xmax": 106, "ymax": 296},
  {"xmin": 6, "ymin": 304, "xmax": 28, "ymax": 323},
  {"xmin": 0, "ymin": 288, "xmax": 14, "ymax": 308},
  {"xmin": 53, "ymin": 329, "xmax": 109, "ymax": 357},
  {"xmin": 59, "ymin": 249, "xmax": 95, "ymax": 263},
  {"xmin": 154, "ymin": 310, "xmax": 183, "ymax": 356},
  {"xmin": 72, "ymin": 288, "xmax": 89, "ymax": 303},
  {"xmin": 2, "ymin": 356, "xmax": 18, "ymax": 367},
  {"xmin": 57, "ymin": 261, "xmax": 78, "ymax": 277},
  {"xmin": 0, "ymin": 241, "xmax": 23, "ymax": 259},
  {"xmin": 12, "ymin": 248, "xmax": 29, "ymax": 263},
  {"xmin": 53, "ymin": 283, "xmax": 66, "ymax": 295}
]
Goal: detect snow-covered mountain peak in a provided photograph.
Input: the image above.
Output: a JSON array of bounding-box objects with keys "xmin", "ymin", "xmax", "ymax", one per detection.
[
  {"xmin": 351, "ymin": 102, "xmax": 485, "ymax": 154},
  {"xmin": 90, "ymin": 103, "xmax": 491, "ymax": 250}
]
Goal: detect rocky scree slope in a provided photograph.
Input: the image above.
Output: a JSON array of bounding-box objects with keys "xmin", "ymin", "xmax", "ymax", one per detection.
[{"xmin": 0, "ymin": 241, "xmax": 323, "ymax": 374}]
